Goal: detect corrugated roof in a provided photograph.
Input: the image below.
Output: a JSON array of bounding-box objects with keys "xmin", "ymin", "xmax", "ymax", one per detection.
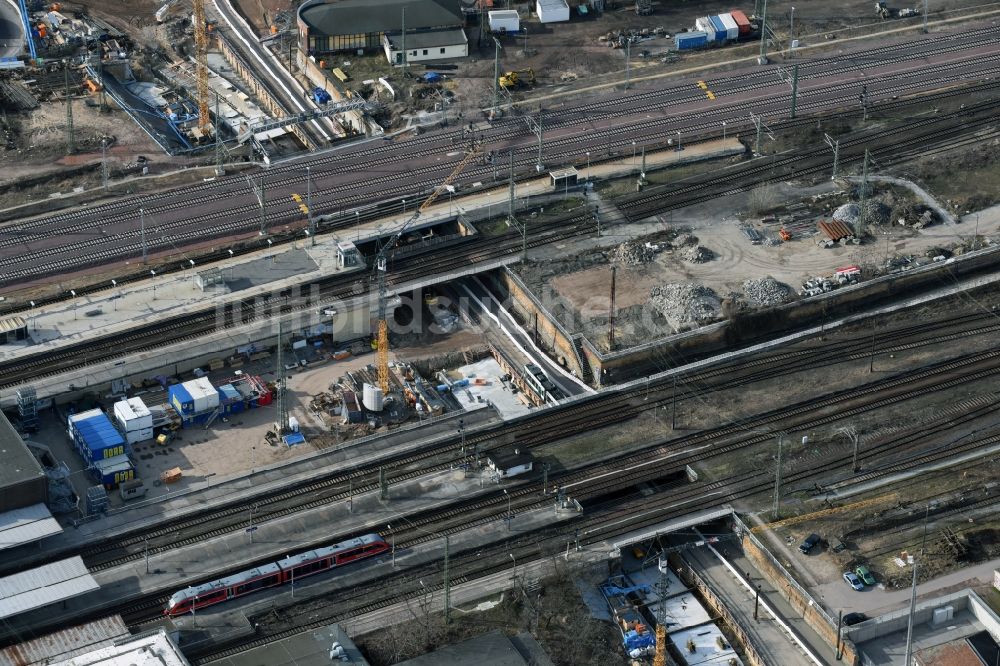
[
  {"xmin": 1, "ymin": 615, "xmax": 128, "ymax": 665},
  {"xmin": 300, "ymin": 0, "xmax": 463, "ymax": 37},
  {"xmin": 0, "ymin": 316, "xmax": 26, "ymax": 334},
  {"xmin": 818, "ymin": 219, "xmax": 854, "ymax": 241},
  {"xmin": 0, "ymin": 503, "xmax": 62, "ymax": 551},
  {"xmin": 0, "ymin": 556, "xmax": 99, "ymax": 619},
  {"xmin": 0, "ymin": 411, "xmax": 45, "ymax": 497},
  {"xmin": 50, "ymin": 629, "xmax": 189, "ymax": 666}
]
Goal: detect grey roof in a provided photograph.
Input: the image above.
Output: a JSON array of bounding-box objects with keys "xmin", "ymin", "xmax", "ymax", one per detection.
[
  {"xmin": 0, "ymin": 410, "xmax": 45, "ymax": 491},
  {"xmin": 0, "ymin": 556, "xmax": 99, "ymax": 620},
  {"xmin": 0, "ymin": 502, "xmax": 62, "ymax": 551},
  {"xmin": 300, "ymin": 0, "xmax": 463, "ymax": 37},
  {"xmin": 384, "ymin": 27, "xmax": 467, "ymax": 50}
]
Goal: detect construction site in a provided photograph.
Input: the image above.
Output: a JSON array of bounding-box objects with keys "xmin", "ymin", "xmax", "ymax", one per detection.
[{"xmin": 1, "ymin": 0, "xmax": 1000, "ymax": 665}]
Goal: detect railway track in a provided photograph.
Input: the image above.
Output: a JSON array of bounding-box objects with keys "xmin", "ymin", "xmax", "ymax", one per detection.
[
  {"xmin": 4, "ymin": 90, "xmax": 999, "ymax": 392},
  {"xmin": 2, "ymin": 30, "xmax": 999, "ymax": 287}
]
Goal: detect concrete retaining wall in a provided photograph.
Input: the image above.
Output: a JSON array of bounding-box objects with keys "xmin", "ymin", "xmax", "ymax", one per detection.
[{"xmin": 735, "ymin": 516, "xmax": 860, "ymax": 665}]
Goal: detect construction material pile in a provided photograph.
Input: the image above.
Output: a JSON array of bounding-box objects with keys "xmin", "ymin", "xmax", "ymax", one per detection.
[
  {"xmin": 834, "ymin": 201, "xmax": 890, "ymax": 229},
  {"xmin": 649, "ymin": 283, "xmax": 720, "ymax": 329},
  {"xmin": 742, "ymin": 277, "xmax": 791, "ymax": 306},
  {"xmin": 832, "ymin": 203, "xmax": 861, "ymax": 225},
  {"xmin": 684, "ymin": 245, "xmax": 715, "ymax": 263},
  {"xmin": 610, "ymin": 240, "xmax": 658, "ymax": 266}
]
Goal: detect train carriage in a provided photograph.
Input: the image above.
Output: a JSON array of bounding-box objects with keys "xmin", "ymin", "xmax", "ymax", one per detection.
[{"xmin": 165, "ymin": 534, "xmax": 388, "ymax": 617}]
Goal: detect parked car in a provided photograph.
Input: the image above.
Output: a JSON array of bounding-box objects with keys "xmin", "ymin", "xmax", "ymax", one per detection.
[
  {"xmin": 843, "ymin": 612, "xmax": 868, "ymax": 626},
  {"xmin": 799, "ymin": 533, "xmax": 821, "ymax": 554},
  {"xmin": 855, "ymin": 565, "xmax": 876, "ymax": 586},
  {"xmin": 843, "ymin": 571, "xmax": 864, "ymax": 591}
]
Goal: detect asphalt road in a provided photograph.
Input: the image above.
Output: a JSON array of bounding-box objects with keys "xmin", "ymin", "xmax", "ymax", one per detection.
[{"xmin": 1, "ymin": 24, "xmax": 998, "ymax": 286}]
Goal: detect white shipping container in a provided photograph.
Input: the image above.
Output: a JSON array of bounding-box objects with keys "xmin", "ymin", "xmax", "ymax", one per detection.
[
  {"xmin": 718, "ymin": 13, "xmax": 739, "ymax": 40},
  {"xmin": 535, "ymin": 0, "xmax": 569, "ymax": 23},
  {"xmin": 182, "ymin": 377, "xmax": 220, "ymax": 414},
  {"xmin": 114, "ymin": 397, "xmax": 153, "ymax": 432},
  {"xmin": 123, "ymin": 427, "xmax": 154, "ymax": 445},
  {"xmin": 488, "ymin": 9, "xmax": 520, "ymax": 33},
  {"xmin": 695, "ymin": 17, "xmax": 717, "ymax": 41}
]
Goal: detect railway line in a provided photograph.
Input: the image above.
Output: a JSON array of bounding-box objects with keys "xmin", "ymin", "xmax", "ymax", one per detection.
[
  {"xmin": 4, "ymin": 309, "xmax": 998, "ymax": 646},
  {"xmin": 3, "ymin": 90, "xmax": 998, "ymax": 393},
  {"xmin": 2, "ymin": 28, "xmax": 999, "ymax": 286},
  {"xmin": 4, "ymin": 305, "xmax": 997, "ymax": 580},
  {"xmin": 183, "ymin": 381, "xmax": 1000, "ymax": 663}
]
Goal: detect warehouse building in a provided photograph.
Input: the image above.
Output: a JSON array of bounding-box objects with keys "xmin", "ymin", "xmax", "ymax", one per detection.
[{"xmin": 297, "ymin": 0, "xmax": 468, "ymax": 63}]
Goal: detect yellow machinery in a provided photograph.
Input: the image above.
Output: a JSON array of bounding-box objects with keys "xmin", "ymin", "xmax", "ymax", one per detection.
[
  {"xmin": 499, "ymin": 68, "xmax": 535, "ymax": 89},
  {"xmin": 192, "ymin": 0, "xmax": 211, "ymax": 130},
  {"xmin": 374, "ymin": 144, "xmax": 482, "ymax": 392}
]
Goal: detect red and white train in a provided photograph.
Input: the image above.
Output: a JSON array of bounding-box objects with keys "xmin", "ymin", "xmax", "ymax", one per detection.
[{"xmin": 165, "ymin": 533, "xmax": 389, "ymax": 616}]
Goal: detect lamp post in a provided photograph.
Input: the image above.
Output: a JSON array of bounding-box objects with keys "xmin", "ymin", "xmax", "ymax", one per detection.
[
  {"xmin": 388, "ymin": 523, "xmax": 395, "ymax": 567},
  {"xmin": 631, "ymin": 140, "xmax": 637, "ymax": 171},
  {"xmin": 790, "ymin": 6, "xmax": 795, "ymax": 40},
  {"xmin": 503, "ymin": 488, "xmax": 512, "ymax": 530},
  {"xmin": 150, "ymin": 270, "xmax": 157, "ymax": 299},
  {"xmin": 585, "ymin": 151, "xmax": 591, "ymax": 181},
  {"xmin": 676, "ymin": 130, "xmax": 682, "ymax": 151},
  {"xmin": 722, "ymin": 121, "xmax": 727, "ymax": 140}
]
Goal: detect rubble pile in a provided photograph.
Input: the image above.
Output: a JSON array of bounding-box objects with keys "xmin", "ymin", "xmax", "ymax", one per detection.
[
  {"xmin": 742, "ymin": 277, "xmax": 791, "ymax": 306},
  {"xmin": 860, "ymin": 200, "xmax": 890, "ymax": 226},
  {"xmin": 832, "ymin": 203, "xmax": 861, "ymax": 225},
  {"xmin": 684, "ymin": 245, "xmax": 715, "ymax": 263},
  {"xmin": 649, "ymin": 283, "xmax": 721, "ymax": 329},
  {"xmin": 610, "ymin": 240, "xmax": 658, "ymax": 266}
]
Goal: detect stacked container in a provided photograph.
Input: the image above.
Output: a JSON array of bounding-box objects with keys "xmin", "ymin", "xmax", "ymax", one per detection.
[
  {"xmin": 113, "ymin": 397, "xmax": 154, "ymax": 444},
  {"xmin": 709, "ymin": 15, "xmax": 728, "ymax": 41},
  {"xmin": 168, "ymin": 377, "xmax": 221, "ymax": 425},
  {"xmin": 69, "ymin": 410, "xmax": 127, "ymax": 462},
  {"xmin": 675, "ymin": 31, "xmax": 709, "ymax": 49},
  {"xmin": 92, "ymin": 454, "xmax": 134, "ymax": 489},
  {"xmin": 694, "ymin": 16, "xmax": 719, "ymax": 40},
  {"xmin": 730, "ymin": 10, "xmax": 752, "ymax": 36}
]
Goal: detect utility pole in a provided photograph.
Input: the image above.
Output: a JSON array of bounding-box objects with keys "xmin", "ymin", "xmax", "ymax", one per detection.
[
  {"xmin": 758, "ymin": 0, "xmax": 769, "ymax": 64},
  {"xmin": 772, "ymin": 433, "xmax": 784, "ymax": 519},
  {"xmin": 858, "ymin": 148, "xmax": 871, "ymax": 238},
  {"xmin": 214, "ymin": 92, "xmax": 225, "ymax": 176},
  {"xmin": 379, "ymin": 466, "xmax": 389, "ymax": 500},
  {"xmin": 750, "ymin": 111, "xmax": 764, "ymax": 155},
  {"xmin": 903, "ymin": 506, "xmax": 931, "ymax": 665},
  {"xmin": 259, "ymin": 170, "xmax": 267, "ymax": 235},
  {"xmin": 790, "ymin": 64, "xmax": 799, "ymax": 118},
  {"xmin": 609, "ymin": 266, "xmax": 617, "ymax": 349},
  {"xmin": 923, "ymin": 0, "xmax": 928, "ymax": 32},
  {"xmin": 101, "ymin": 138, "xmax": 109, "ymax": 190},
  {"xmin": 400, "ymin": 7, "xmax": 407, "ymax": 73},
  {"xmin": 275, "ymin": 320, "xmax": 289, "ymax": 436},
  {"xmin": 306, "ymin": 166, "xmax": 315, "ymax": 245},
  {"xmin": 443, "ymin": 534, "xmax": 451, "ymax": 624},
  {"xmin": 839, "ymin": 426, "xmax": 861, "ymax": 472},
  {"xmin": 491, "ymin": 37, "xmax": 501, "ymax": 120},
  {"xmin": 624, "ymin": 38, "xmax": 631, "ymax": 90},
  {"xmin": 860, "ymin": 84, "xmax": 869, "ymax": 121},
  {"xmin": 140, "ymin": 208, "xmax": 147, "ymax": 264},
  {"xmin": 824, "ymin": 133, "xmax": 840, "ymax": 179},
  {"xmin": 64, "ymin": 61, "xmax": 75, "ymax": 154}
]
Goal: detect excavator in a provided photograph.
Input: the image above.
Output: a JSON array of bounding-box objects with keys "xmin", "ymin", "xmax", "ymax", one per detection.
[{"xmin": 499, "ymin": 68, "xmax": 535, "ymax": 89}]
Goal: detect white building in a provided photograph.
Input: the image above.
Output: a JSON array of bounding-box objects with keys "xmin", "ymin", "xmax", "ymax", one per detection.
[
  {"xmin": 51, "ymin": 628, "xmax": 189, "ymax": 665},
  {"xmin": 487, "ymin": 448, "xmax": 534, "ymax": 478},
  {"xmin": 536, "ymin": 0, "xmax": 570, "ymax": 23},
  {"xmin": 382, "ymin": 27, "xmax": 468, "ymax": 64}
]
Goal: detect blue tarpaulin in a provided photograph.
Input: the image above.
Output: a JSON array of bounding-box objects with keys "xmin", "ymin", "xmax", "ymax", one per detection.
[{"xmin": 422, "ymin": 72, "xmax": 442, "ymax": 83}]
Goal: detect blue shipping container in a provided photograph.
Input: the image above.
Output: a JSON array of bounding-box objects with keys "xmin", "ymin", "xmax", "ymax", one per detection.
[
  {"xmin": 168, "ymin": 384, "xmax": 195, "ymax": 415},
  {"xmin": 709, "ymin": 15, "xmax": 728, "ymax": 41},
  {"xmin": 91, "ymin": 453, "xmax": 134, "ymax": 489},
  {"xmin": 675, "ymin": 31, "xmax": 708, "ymax": 49}
]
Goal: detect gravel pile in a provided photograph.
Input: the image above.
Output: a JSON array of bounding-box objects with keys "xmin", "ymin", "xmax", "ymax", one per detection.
[
  {"xmin": 684, "ymin": 245, "xmax": 714, "ymax": 263},
  {"xmin": 649, "ymin": 283, "xmax": 720, "ymax": 328},
  {"xmin": 742, "ymin": 277, "xmax": 791, "ymax": 306},
  {"xmin": 832, "ymin": 203, "xmax": 860, "ymax": 225},
  {"xmin": 610, "ymin": 240, "xmax": 656, "ymax": 266}
]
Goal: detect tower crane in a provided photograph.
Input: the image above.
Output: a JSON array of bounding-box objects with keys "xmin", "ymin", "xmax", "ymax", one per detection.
[
  {"xmin": 192, "ymin": 0, "xmax": 211, "ymax": 130},
  {"xmin": 374, "ymin": 141, "xmax": 482, "ymax": 393}
]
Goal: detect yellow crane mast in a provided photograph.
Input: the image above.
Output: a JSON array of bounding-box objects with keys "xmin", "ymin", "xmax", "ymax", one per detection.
[
  {"xmin": 375, "ymin": 143, "xmax": 482, "ymax": 392},
  {"xmin": 192, "ymin": 0, "xmax": 211, "ymax": 130}
]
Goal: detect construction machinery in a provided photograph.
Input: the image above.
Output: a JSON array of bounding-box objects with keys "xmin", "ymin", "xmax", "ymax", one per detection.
[
  {"xmin": 875, "ymin": 1, "xmax": 892, "ymax": 18},
  {"xmin": 498, "ymin": 68, "xmax": 535, "ymax": 89},
  {"xmin": 192, "ymin": 0, "xmax": 211, "ymax": 130},
  {"xmin": 373, "ymin": 143, "xmax": 482, "ymax": 393}
]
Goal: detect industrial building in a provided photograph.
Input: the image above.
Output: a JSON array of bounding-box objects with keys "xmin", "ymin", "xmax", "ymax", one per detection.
[
  {"xmin": 297, "ymin": 0, "xmax": 468, "ymax": 63},
  {"xmin": 0, "ymin": 409, "xmax": 48, "ymax": 513}
]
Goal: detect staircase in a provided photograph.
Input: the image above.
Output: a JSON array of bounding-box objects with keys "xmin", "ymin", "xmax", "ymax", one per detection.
[{"xmin": 573, "ymin": 337, "xmax": 594, "ymax": 385}]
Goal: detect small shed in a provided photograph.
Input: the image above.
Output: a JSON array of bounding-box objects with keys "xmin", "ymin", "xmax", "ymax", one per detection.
[
  {"xmin": 536, "ymin": 0, "xmax": 569, "ymax": 23},
  {"xmin": 487, "ymin": 448, "xmax": 534, "ymax": 478},
  {"xmin": 488, "ymin": 9, "xmax": 520, "ymax": 33},
  {"xmin": 549, "ymin": 167, "xmax": 578, "ymax": 189}
]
